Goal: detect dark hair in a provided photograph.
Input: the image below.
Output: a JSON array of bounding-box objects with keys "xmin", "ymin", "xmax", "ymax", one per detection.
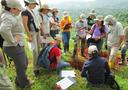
[
  {"xmin": 92, "ymin": 50, "xmax": 99, "ymax": 57},
  {"xmin": 24, "ymin": 1, "xmax": 29, "ymax": 6},
  {"xmin": 1, "ymin": 0, "xmax": 11, "ymax": 11},
  {"xmin": 100, "ymin": 21, "xmax": 105, "ymax": 34}
]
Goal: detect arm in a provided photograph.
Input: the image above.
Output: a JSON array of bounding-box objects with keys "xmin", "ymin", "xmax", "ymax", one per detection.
[
  {"xmin": 81, "ymin": 62, "xmax": 89, "ymax": 77},
  {"xmin": 0, "ymin": 19, "xmax": 15, "ymax": 44},
  {"xmin": 22, "ymin": 15, "xmax": 32, "ymax": 42}
]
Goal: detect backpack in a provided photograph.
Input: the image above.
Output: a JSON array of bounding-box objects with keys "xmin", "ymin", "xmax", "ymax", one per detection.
[
  {"xmin": 105, "ymin": 73, "xmax": 120, "ymax": 90},
  {"xmin": 37, "ymin": 44, "xmax": 56, "ymax": 71}
]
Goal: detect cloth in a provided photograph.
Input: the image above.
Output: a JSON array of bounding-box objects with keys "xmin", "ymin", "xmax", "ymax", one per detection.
[
  {"xmin": 91, "ymin": 24, "xmax": 108, "ymax": 38},
  {"xmin": 107, "ymin": 22, "xmax": 124, "ymax": 47},
  {"xmin": 0, "ymin": 11, "xmax": 25, "ymax": 47},
  {"xmin": 50, "ymin": 16, "xmax": 60, "ymax": 30},
  {"xmin": 81, "ymin": 56, "xmax": 110, "ymax": 84},
  {"xmin": 75, "ymin": 20, "xmax": 88, "ymax": 38},
  {"xmin": 49, "ymin": 47, "xmax": 61, "ymax": 69}
]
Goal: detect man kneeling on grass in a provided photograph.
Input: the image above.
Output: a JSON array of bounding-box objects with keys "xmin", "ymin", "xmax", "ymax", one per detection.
[{"xmin": 81, "ymin": 45, "xmax": 110, "ymax": 85}]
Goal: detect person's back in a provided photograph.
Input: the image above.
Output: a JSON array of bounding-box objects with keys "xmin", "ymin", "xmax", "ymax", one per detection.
[{"xmin": 81, "ymin": 45, "xmax": 110, "ymax": 85}]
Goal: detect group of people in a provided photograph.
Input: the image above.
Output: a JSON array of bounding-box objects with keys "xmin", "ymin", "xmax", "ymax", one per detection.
[{"xmin": 0, "ymin": 0, "xmax": 128, "ymax": 89}]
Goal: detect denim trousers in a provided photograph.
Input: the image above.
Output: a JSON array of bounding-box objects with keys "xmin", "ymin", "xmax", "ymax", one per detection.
[
  {"xmin": 62, "ymin": 32, "xmax": 70, "ymax": 53},
  {"xmin": 56, "ymin": 60, "xmax": 70, "ymax": 72},
  {"xmin": 121, "ymin": 42, "xmax": 128, "ymax": 61}
]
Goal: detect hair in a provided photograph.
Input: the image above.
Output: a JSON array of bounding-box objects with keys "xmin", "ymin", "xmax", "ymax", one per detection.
[
  {"xmin": 1, "ymin": 0, "xmax": 11, "ymax": 11},
  {"xmin": 99, "ymin": 21, "xmax": 105, "ymax": 34},
  {"xmin": 24, "ymin": 1, "xmax": 29, "ymax": 6}
]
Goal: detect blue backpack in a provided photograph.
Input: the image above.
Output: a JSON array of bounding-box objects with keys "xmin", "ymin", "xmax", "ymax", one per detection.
[{"xmin": 37, "ymin": 44, "xmax": 56, "ymax": 71}]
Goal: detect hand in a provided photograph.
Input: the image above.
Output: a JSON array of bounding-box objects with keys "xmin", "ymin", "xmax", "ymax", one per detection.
[
  {"xmin": 95, "ymin": 36, "xmax": 100, "ymax": 41},
  {"xmin": 15, "ymin": 35, "xmax": 21, "ymax": 42},
  {"xmin": 28, "ymin": 33, "xmax": 32, "ymax": 42}
]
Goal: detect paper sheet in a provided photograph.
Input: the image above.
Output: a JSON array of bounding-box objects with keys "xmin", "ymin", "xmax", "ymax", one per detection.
[
  {"xmin": 60, "ymin": 70, "xmax": 76, "ymax": 78},
  {"xmin": 56, "ymin": 77, "xmax": 76, "ymax": 90}
]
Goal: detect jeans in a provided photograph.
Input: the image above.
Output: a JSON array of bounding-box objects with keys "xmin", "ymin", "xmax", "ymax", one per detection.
[
  {"xmin": 121, "ymin": 42, "xmax": 128, "ymax": 62},
  {"xmin": 62, "ymin": 32, "xmax": 70, "ymax": 53},
  {"xmin": 56, "ymin": 60, "xmax": 70, "ymax": 72}
]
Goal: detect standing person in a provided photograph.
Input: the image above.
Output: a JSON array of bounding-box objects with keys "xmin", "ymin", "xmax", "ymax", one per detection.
[
  {"xmin": 104, "ymin": 15, "xmax": 124, "ymax": 69},
  {"xmin": 0, "ymin": 0, "xmax": 32, "ymax": 88},
  {"xmin": 39, "ymin": 4, "xmax": 51, "ymax": 48},
  {"xmin": 119, "ymin": 27, "xmax": 128, "ymax": 65},
  {"xmin": 50, "ymin": 8, "xmax": 60, "ymax": 39},
  {"xmin": 87, "ymin": 9, "xmax": 96, "ymax": 31},
  {"xmin": 81, "ymin": 45, "xmax": 110, "ymax": 85},
  {"xmin": 72, "ymin": 13, "xmax": 88, "ymax": 57},
  {"xmin": 21, "ymin": 0, "xmax": 40, "ymax": 75},
  {"xmin": 60, "ymin": 11, "xmax": 72, "ymax": 54},
  {"xmin": 89, "ymin": 15, "xmax": 108, "ymax": 52}
]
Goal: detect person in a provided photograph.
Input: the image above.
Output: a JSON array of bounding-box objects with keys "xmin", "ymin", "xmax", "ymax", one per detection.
[
  {"xmin": 46, "ymin": 34, "xmax": 70, "ymax": 72},
  {"xmin": 86, "ymin": 9, "xmax": 96, "ymax": 30},
  {"xmin": 88, "ymin": 15, "xmax": 108, "ymax": 52},
  {"xmin": 38, "ymin": 4, "xmax": 51, "ymax": 48},
  {"xmin": 0, "ymin": 0, "xmax": 32, "ymax": 88},
  {"xmin": 50, "ymin": 8, "xmax": 60, "ymax": 39},
  {"xmin": 104, "ymin": 15, "xmax": 124, "ymax": 69},
  {"xmin": 81, "ymin": 45, "xmax": 110, "ymax": 85},
  {"xmin": 21, "ymin": 0, "xmax": 40, "ymax": 75},
  {"xmin": 119, "ymin": 27, "xmax": 128, "ymax": 65},
  {"xmin": 72, "ymin": 13, "xmax": 88, "ymax": 57},
  {"xmin": 60, "ymin": 11, "xmax": 72, "ymax": 54}
]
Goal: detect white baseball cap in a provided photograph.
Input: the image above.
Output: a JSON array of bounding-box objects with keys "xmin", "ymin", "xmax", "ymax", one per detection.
[{"xmin": 88, "ymin": 45, "xmax": 98, "ymax": 54}]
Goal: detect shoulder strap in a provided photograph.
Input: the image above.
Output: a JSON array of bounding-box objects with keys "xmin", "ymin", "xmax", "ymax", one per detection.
[{"xmin": 39, "ymin": 13, "xmax": 43, "ymax": 21}]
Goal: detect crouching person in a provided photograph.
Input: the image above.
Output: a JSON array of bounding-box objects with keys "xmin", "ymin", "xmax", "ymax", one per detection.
[
  {"xmin": 38, "ymin": 34, "xmax": 70, "ymax": 73},
  {"xmin": 0, "ymin": 51, "xmax": 13, "ymax": 90},
  {"xmin": 81, "ymin": 45, "xmax": 110, "ymax": 85}
]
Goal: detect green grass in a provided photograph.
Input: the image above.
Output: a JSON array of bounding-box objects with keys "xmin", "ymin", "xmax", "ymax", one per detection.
[{"xmin": 6, "ymin": 32, "xmax": 128, "ymax": 90}]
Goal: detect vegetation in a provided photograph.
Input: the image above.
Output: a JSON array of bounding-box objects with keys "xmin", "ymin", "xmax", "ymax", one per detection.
[{"xmin": 6, "ymin": 7, "xmax": 128, "ymax": 90}]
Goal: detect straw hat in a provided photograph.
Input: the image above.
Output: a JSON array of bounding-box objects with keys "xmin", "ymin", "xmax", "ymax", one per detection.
[
  {"xmin": 6, "ymin": 0, "xmax": 22, "ymax": 10},
  {"xmin": 88, "ymin": 45, "xmax": 98, "ymax": 54},
  {"xmin": 63, "ymin": 11, "xmax": 69, "ymax": 17},
  {"xmin": 89, "ymin": 9, "xmax": 96, "ymax": 16},
  {"xmin": 39, "ymin": 4, "xmax": 51, "ymax": 12},
  {"xmin": 80, "ymin": 13, "xmax": 85, "ymax": 19},
  {"xmin": 24, "ymin": 0, "xmax": 38, "ymax": 5},
  {"xmin": 52, "ymin": 8, "xmax": 58, "ymax": 13},
  {"xmin": 54, "ymin": 34, "xmax": 62, "ymax": 41},
  {"xmin": 94, "ymin": 15, "xmax": 104, "ymax": 21}
]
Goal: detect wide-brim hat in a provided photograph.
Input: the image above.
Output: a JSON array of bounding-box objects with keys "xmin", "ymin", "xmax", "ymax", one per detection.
[
  {"xmin": 54, "ymin": 34, "xmax": 62, "ymax": 41},
  {"xmin": 88, "ymin": 45, "xmax": 98, "ymax": 54},
  {"xmin": 94, "ymin": 15, "xmax": 104, "ymax": 21},
  {"xmin": 52, "ymin": 8, "xmax": 58, "ymax": 13},
  {"xmin": 63, "ymin": 11, "xmax": 69, "ymax": 17},
  {"xmin": 24, "ymin": 0, "xmax": 38, "ymax": 5},
  {"xmin": 89, "ymin": 12, "xmax": 96, "ymax": 16},
  {"xmin": 39, "ymin": 4, "xmax": 51, "ymax": 12},
  {"xmin": 6, "ymin": 0, "xmax": 22, "ymax": 10}
]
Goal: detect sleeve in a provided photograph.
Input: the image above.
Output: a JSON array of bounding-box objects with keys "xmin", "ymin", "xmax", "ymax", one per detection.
[
  {"xmin": 81, "ymin": 61, "xmax": 90, "ymax": 77},
  {"xmin": 0, "ymin": 19, "xmax": 15, "ymax": 44},
  {"xmin": 104, "ymin": 25, "xmax": 109, "ymax": 33},
  {"xmin": 118, "ymin": 23, "xmax": 124, "ymax": 36},
  {"xmin": 21, "ymin": 11, "xmax": 28, "ymax": 16},
  {"xmin": 54, "ymin": 47, "xmax": 61, "ymax": 57},
  {"xmin": 75, "ymin": 22, "xmax": 79, "ymax": 33}
]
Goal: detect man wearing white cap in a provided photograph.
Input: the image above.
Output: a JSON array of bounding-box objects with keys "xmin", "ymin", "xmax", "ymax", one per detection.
[
  {"xmin": 0, "ymin": 0, "xmax": 31, "ymax": 88},
  {"xmin": 81, "ymin": 45, "xmax": 110, "ymax": 85},
  {"xmin": 21, "ymin": 0, "xmax": 40, "ymax": 75},
  {"xmin": 72, "ymin": 13, "xmax": 88, "ymax": 57},
  {"xmin": 104, "ymin": 15, "xmax": 124, "ymax": 69}
]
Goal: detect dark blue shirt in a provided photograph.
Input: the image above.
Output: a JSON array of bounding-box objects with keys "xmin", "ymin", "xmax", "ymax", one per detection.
[{"xmin": 81, "ymin": 56, "xmax": 110, "ymax": 84}]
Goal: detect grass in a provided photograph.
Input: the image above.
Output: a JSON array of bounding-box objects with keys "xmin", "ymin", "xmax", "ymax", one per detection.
[{"xmin": 6, "ymin": 32, "xmax": 128, "ymax": 90}]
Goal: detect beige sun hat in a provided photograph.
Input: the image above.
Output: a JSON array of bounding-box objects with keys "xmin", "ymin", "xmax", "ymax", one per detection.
[
  {"xmin": 80, "ymin": 13, "xmax": 85, "ymax": 19},
  {"xmin": 52, "ymin": 8, "xmax": 58, "ymax": 13},
  {"xmin": 88, "ymin": 45, "xmax": 98, "ymax": 54},
  {"xmin": 24, "ymin": 0, "xmax": 38, "ymax": 5},
  {"xmin": 94, "ymin": 15, "xmax": 104, "ymax": 21},
  {"xmin": 89, "ymin": 9, "xmax": 96, "ymax": 16},
  {"xmin": 63, "ymin": 11, "xmax": 69, "ymax": 17},
  {"xmin": 54, "ymin": 34, "xmax": 62, "ymax": 41},
  {"xmin": 39, "ymin": 4, "xmax": 51, "ymax": 12},
  {"xmin": 6, "ymin": 0, "xmax": 22, "ymax": 10}
]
